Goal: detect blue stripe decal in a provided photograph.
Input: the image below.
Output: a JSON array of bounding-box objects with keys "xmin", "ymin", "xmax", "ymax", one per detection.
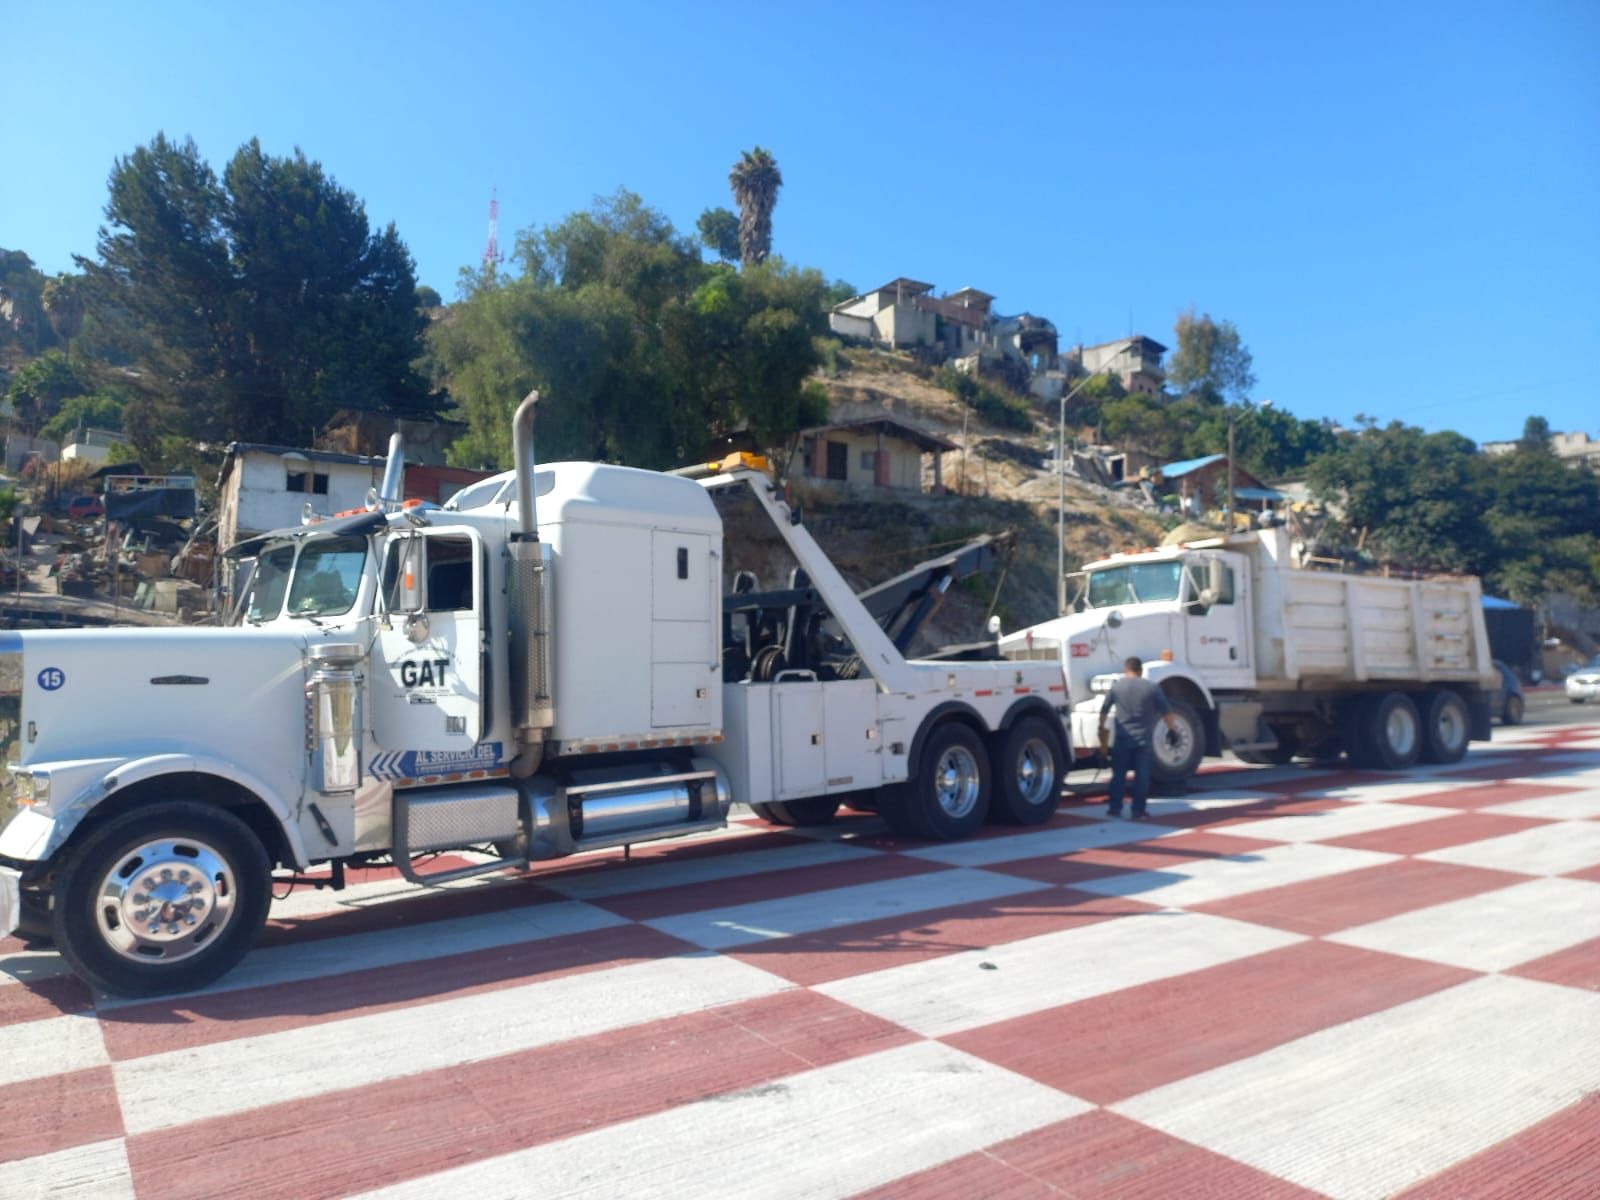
[{"xmin": 0, "ymin": 632, "xmax": 23, "ymax": 653}]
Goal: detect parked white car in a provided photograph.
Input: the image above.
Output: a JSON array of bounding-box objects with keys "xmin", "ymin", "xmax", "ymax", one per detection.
[{"xmin": 1567, "ymin": 656, "xmax": 1600, "ymax": 703}]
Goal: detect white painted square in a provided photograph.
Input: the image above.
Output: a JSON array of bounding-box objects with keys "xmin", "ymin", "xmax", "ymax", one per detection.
[
  {"xmin": 0, "ymin": 1139, "xmax": 135, "ymax": 1200},
  {"xmin": 815, "ymin": 909, "xmax": 1302, "ymax": 1038},
  {"xmin": 1328, "ymin": 876, "xmax": 1600, "ymax": 971},
  {"xmin": 0, "ymin": 1011, "xmax": 107, "ymax": 1087},
  {"xmin": 1421, "ymin": 819, "xmax": 1600, "ymax": 875},
  {"xmin": 1068, "ymin": 841, "xmax": 1395, "ymax": 908},
  {"xmin": 645, "ymin": 867, "xmax": 1050, "ymax": 951},
  {"xmin": 1482, "ymin": 791, "xmax": 1600, "ymax": 820},
  {"xmin": 1207, "ymin": 801, "xmax": 1450, "ymax": 843},
  {"xmin": 1113, "ymin": 975, "xmax": 1600, "ymax": 1200},
  {"xmin": 905, "ymin": 817, "xmax": 1186, "ymax": 868},
  {"xmin": 351, "ymin": 1041, "xmax": 1088, "ymax": 1200}
]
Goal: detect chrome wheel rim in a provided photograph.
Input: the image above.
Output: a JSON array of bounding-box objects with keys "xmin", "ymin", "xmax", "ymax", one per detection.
[
  {"xmin": 933, "ymin": 746, "xmax": 982, "ymax": 819},
  {"xmin": 1437, "ymin": 701, "xmax": 1467, "ymax": 749},
  {"xmin": 1014, "ymin": 738, "xmax": 1056, "ymax": 807},
  {"xmin": 95, "ymin": 837, "xmax": 239, "ymax": 965},
  {"xmin": 1154, "ymin": 717, "xmax": 1194, "ymax": 770},
  {"xmin": 1386, "ymin": 705, "xmax": 1418, "ymax": 758}
]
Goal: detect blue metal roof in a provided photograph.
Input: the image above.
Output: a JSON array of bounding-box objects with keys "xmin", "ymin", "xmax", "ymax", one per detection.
[
  {"xmin": 1481, "ymin": 595, "xmax": 1522, "ymax": 610},
  {"xmin": 1233, "ymin": 486, "xmax": 1288, "ymax": 501},
  {"xmin": 1158, "ymin": 453, "xmax": 1227, "ymax": 479}
]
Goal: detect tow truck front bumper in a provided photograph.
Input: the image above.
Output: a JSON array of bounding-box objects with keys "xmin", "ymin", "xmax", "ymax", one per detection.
[{"xmin": 0, "ymin": 865, "xmax": 20, "ymax": 938}]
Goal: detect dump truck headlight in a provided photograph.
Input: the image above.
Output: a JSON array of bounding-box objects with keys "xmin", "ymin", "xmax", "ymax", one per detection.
[{"xmin": 9, "ymin": 768, "xmax": 48, "ymax": 812}]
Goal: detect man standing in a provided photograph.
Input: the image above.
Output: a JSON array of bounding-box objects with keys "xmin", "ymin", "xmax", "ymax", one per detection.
[{"xmin": 1097, "ymin": 656, "xmax": 1178, "ymax": 820}]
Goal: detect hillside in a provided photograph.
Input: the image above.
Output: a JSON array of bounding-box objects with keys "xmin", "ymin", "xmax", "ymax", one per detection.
[{"xmin": 786, "ymin": 346, "xmax": 1172, "ymax": 647}]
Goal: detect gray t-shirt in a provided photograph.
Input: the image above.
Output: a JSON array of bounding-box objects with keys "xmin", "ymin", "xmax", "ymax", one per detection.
[{"xmin": 1100, "ymin": 675, "xmax": 1171, "ymax": 745}]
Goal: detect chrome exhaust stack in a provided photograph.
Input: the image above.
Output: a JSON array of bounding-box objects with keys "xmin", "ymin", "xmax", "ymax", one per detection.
[
  {"xmin": 377, "ymin": 432, "xmax": 405, "ymax": 507},
  {"xmin": 507, "ymin": 390, "xmax": 554, "ymax": 775}
]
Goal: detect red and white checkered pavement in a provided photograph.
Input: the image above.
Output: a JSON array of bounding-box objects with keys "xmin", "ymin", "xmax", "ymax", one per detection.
[{"xmin": 3, "ymin": 724, "xmax": 1598, "ymax": 1199}]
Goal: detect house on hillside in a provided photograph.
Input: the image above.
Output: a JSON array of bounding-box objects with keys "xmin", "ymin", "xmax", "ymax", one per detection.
[
  {"xmin": 1152, "ymin": 453, "xmax": 1286, "ymax": 517},
  {"xmin": 216, "ymin": 444, "xmax": 388, "ymax": 551},
  {"xmin": 789, "ymin": 417, "xmax": 957, "ymax": 493},
  {"xmin": 60, "ymin": 426, "xmax": 129, "ymax": 465},
  {"xmin": 1067, "ymin": 336, "xmax": 1167, "ymax": 397},
  {"xmin": 321, "ymin": 409, "xmax": 468, "ymax": 468},
  {"xmin": 1482, "ymin": 429, "xmax": 1600, "ymax": 472}
]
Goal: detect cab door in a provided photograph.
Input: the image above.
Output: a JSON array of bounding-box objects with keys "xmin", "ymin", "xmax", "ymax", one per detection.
[
  {"xmin": 1184, "ymin": 554, "xmax": 1248, "ymax": 672},
  {"xmin": 372, "ymin": 528, "xmax": 486, "ymax": 755}
]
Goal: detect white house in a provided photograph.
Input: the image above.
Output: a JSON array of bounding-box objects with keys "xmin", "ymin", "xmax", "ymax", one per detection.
[{"xmin": 216, "ymin": 442, "xmax": 388, "ymax": 551}]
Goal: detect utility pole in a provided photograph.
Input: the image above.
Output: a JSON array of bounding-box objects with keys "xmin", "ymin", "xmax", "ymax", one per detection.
[
  {"xmin": 1057, "ymin": 343, "xmax": 1133, "ymax": 615},
  {"xmin": 1226, "ymin": 407, "xmax": 1236, "ymax": 532}
]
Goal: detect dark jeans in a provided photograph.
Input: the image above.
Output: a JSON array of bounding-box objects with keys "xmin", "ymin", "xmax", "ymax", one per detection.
[{"xmin": 1107, "ymin": 736, "xmax": 1153, "ymax": 816}]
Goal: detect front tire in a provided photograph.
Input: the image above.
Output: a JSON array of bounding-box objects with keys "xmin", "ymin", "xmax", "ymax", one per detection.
[
  {"xmin": 992, "ymin": 716, "xmax": 1065, "ymax": 825},
  {"xmin": 1151, "ymin": 697, "xmax": 1205, "ymax": 785},
  {"xmin": 1502, "ymin": 693, "xmax": 1524, "ymax": 726},
  {"xmin": 51, "ymin": 802, "xmax": 270, "ymax": 998}
]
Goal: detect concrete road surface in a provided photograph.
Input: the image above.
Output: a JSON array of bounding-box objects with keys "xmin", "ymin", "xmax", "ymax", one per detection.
[{"xmin": 2, "ymin": 721, "xmax": 1598, "ymax": 1199}]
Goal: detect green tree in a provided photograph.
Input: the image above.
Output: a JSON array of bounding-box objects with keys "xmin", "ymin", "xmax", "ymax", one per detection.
[
  {"xmin": 728, "ymin": 147, "xmax": 783, "ymax": 268},
  {"xmin": 415, "ymin": 284, "xmax": 443, "ymax": 310},
  {"xmin": 1481, "ymin": 417, "xmax": 1600, "ymax": 604},
  {"xmin": 1167, "ymin": 308, "xmax": 1256, "ymax": 404},
  {"xmin": 1183, "ymin": 403, "xmax": 1336, "ymax": 479},
  {"xmin": 823, "ymin": 278, "xmax": 857, "ymax": 307},
  {"xmin": 40, "ymin": 392, "xmax": 126, "ymax": 444},
  {"xmin": 5, "ymin": 350, "xmax": 85, "ymax": 430},
  {"xmin": 0, "ymin": 249, "xmax": 58, "ymax": 362},
  {"xmin": 695, "ymin": 207, "xmax": 740, "ymax": 264},
  {"xmin": 76, "ymin": 133, "xmax": 433, "ymax": 457},
  {"xmin": 1307, "ymin": 422, "xmax": 1489, "ymax": 571},
  {"xmin": 431, "ymin": 191, "xmax": 827, "ymax": 471}
]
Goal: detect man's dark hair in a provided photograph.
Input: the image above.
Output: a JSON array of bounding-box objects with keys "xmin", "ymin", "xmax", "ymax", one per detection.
[{"xmin": 1124, "ymin": 656, "xmax": 1144, "ymax": 675}]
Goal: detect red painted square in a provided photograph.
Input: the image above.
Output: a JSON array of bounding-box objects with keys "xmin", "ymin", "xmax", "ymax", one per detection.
[
  {"xmin": 100, "ymin": 922, "xmax": 697, "ymax": 1060},
  {"xmin": 0, "ymin": 971, "xmax": 93, "ymax": 1028},
  {"xmin": 1437, "ymin": 750, "xmax": 1578, "ymax": 781},
  {"xmin": 1508, "ymin": 935, "xmax": 1600, "ymax": 991},
  {"xmin": 126, "ymin": 990, "xmax": 913, "ymax": 1200},
  {"xmin": 991, "ymin": 831, "xmax": 1281, "ymax": 888},
  {"xmin": 594, "ymin": 849, "xmax": 946, "ymax": 921},
  {"xmin": 945, "ymin": 941, "xmax": 1472, "ymax": 1105},
  {"xmin": 728, "ymin": 886, "xmax": 1159, "ymax": 986},
  {"xmin": 857, "ymin": 1110, "xmax": 1321, "ymax": 1199},
  {"xmin": 0, "ymin": 1066, "xmax": 124, "ymax": 1166},
  {"xmin": 258, "ymin": 874, "xmax": 564, "ymax": 948},
  {"xmin": 1189, "ymin": 858, "xmax": 1524, "ymax": 936},
  {"xmin": 1397, "ymin": 1093, "xmax": 1600, "ymax": 1199},
  {"xmin": 1321, "ymin": 811, "xmax": 1548, "ymax": 855},
  {"xmin": 1144, "ymin": 795, "xmax": 1353, "ymax": 831},
  {"xmin": 1370, "ymin": 781, "xmax": 1585, "ymax": 811}
]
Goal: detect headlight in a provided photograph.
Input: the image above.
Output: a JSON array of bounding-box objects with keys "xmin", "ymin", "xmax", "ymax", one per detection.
[
  {"xmin": 9, "ymin": 768, "xmax": 48, "ymax": 811},
  {"xmin": 1089, "ymin": 674, "xmax": 1119, "ymax": 694}
]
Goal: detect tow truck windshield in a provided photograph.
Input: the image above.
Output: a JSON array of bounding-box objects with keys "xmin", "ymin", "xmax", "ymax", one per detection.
[
  {"xmin": 1085, "ymin": 561, "xmax": 1183, "ymax": 608},
  {"xmin": 244, "ymin": 535, "xmax": 368, "ymax": 622}
]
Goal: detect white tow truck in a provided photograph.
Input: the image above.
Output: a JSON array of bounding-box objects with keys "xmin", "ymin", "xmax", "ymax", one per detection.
[
  {"xmin": 0, "ymin": 393, "xmax": 1068, "ymax": 996},
  {"xmin": 1001, "ymin": 526, "xmax": 1496, "ymax": 785}
]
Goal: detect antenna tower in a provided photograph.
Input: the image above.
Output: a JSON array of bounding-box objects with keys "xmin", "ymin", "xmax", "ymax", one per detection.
[{"xmin": 482, "ymin": 186, "xmax": 504, "ymax": 268}]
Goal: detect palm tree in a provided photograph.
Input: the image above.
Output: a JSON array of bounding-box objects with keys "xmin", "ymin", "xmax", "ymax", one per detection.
[{"xmin": 727, "ymin": 147, "xmax": 783, "ymax": 268}]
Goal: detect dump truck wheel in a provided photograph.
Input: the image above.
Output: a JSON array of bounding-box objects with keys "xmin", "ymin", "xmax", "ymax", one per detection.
[
  {"xmin": 1502, "ymin": 694, "xmax": 1524, "ymax": 726},
  {"xmin": 1420, "ymin": 690, "xmax": 1470, "ymax": 764},
  {"xmin": 906, "ymin": 722, "xmax": 991, "ymax": 840},
  {"xmin": 1150, "ymin": 698, "xmax": 1205, "ymax": 785},
  {"xmin": 52, "ymin": 801, "xmax": 270, "ymax": 998},
  {"xmin": 1367, "ymin": 692, "xmax": 1422, "ymax": 769},
  {"xmin": 993, "ymin": 717, "xmax": 1064, "ymax": 825}
]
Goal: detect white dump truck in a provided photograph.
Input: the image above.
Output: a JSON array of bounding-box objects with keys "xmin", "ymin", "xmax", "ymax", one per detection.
[
  {"xmin": 1001, "ymin": 526, "xmax": 1496, "ymax": 785},
  {"xmin": 0, "ymin": 393, "xmax": 1068, "ymax": 996}
]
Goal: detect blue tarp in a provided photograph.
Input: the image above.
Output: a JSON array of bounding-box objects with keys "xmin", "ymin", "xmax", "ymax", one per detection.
[
  {"xmin": 1481, "ymin": 595, "xmax": 1521, "ymax": 610},
  {"xmin": 1233, "ymin": 486, "xmax": 1288, "ymax": 501},
  {"xmin": 1157, "ymin": 453, "xmax": 1227, "ymax": 479}
]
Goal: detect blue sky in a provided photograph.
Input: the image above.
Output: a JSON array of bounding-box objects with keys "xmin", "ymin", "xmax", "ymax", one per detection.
[{"xmin": 3, "ymin": 0, "xmax": 1596, "ymax": 444}]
